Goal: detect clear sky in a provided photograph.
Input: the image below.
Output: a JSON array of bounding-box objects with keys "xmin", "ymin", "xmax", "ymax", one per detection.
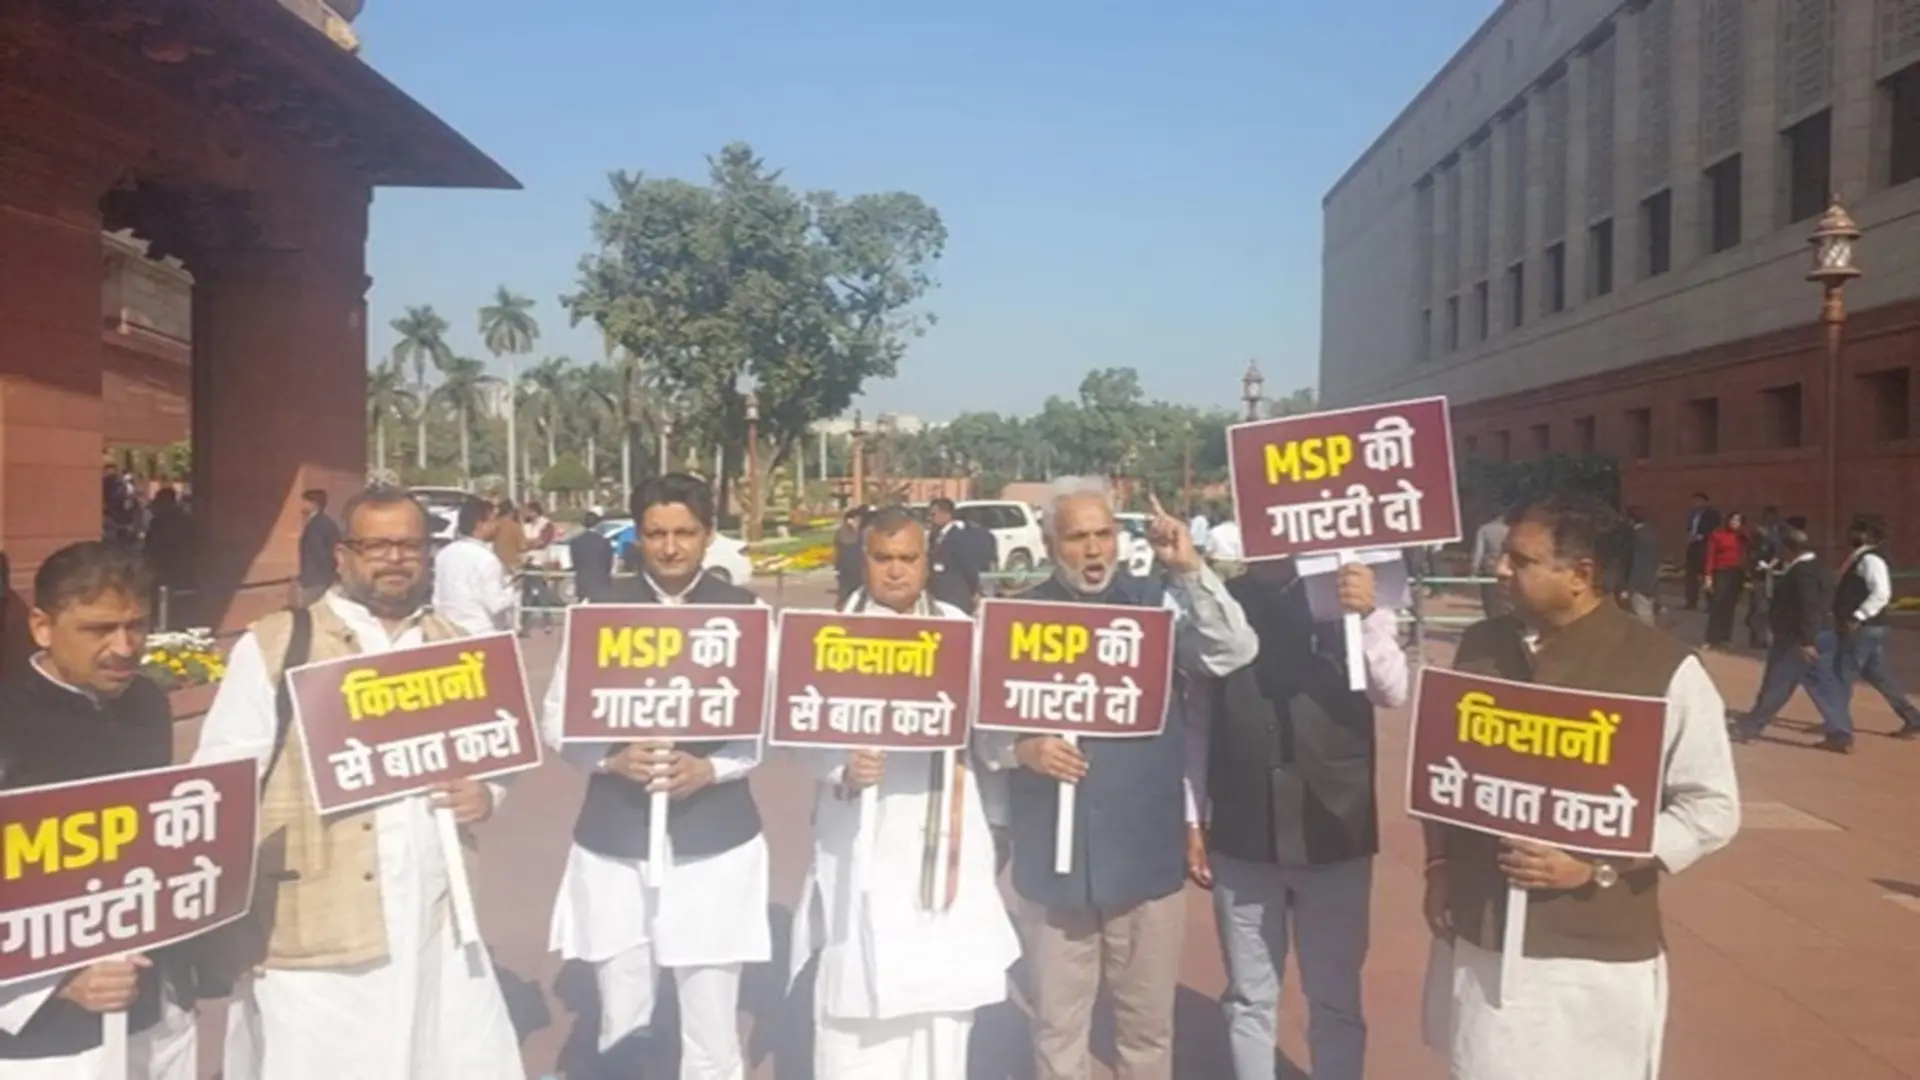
[{"xmin": 358, "ymin": 0, "xmax": 1494, "ymax": 420}]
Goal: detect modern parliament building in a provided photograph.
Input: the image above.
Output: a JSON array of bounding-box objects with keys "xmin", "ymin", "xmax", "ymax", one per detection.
[{"xmin": 1319, "ymin": 0, "xmax": 1920, "ymax": 561}]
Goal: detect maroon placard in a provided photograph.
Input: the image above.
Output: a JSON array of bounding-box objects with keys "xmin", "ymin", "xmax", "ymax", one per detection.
[
  {"xmin": 0, "ymin": 759, "xmax": 259, "ymax": 985},
  {"xmin": 1404, "ymin": 667, "xmax": 1665, "ymax": 857},
  {"xmin": 559, "ymin": 604, "xmax": 772, "ymax": 742},
  {"xmin": 972, "ymin": 599, "xmax": 1175, "ymax": 738},
  {"xmin": 287, "ymin": 631, "xmax": 541, "ymax": 815},
  {"xmin": 1227, "ymin": 395, "xmax": 1461, "ymax": 562},
  {"xmin": 769, "ymin": 610, "xmax": 974, "ymax": 751}
]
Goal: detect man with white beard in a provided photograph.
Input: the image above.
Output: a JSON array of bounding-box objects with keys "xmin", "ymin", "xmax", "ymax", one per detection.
[
  {"xmin": 192, "ymin": 486, "xmax": 521, "ymax": 1080},
  {"xmin": 788, "ymin": 505, "xmax": 1021, "ymax": 1079}
]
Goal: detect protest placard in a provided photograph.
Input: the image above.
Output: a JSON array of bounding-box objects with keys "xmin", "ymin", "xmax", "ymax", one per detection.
[
  {"xmin": 0, "ymin": 758, "xmax": 258, "ymax": 986},
  {"xmin": 559, "ymin": 604, "xmax": 772, "ymax": 742},
  {"xmin": 768, "ymin": 610, "xmax": 974, "ymax": 752}
]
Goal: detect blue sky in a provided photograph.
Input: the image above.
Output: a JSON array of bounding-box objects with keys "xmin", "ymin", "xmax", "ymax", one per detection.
[{"xmin": 359, "ymin": 0, "xmax": 1493, "ymax": 420}]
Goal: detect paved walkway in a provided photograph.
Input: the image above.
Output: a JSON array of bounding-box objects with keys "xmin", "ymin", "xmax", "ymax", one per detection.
[{"xmin": 206, "ymin": 579, "xmax": 1920, "ymax": 1077}]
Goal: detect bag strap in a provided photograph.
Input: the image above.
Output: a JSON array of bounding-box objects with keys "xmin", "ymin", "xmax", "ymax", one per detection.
[{"xmin": 261, "ymin": 606, "xmax": 314, "ymax": 792}]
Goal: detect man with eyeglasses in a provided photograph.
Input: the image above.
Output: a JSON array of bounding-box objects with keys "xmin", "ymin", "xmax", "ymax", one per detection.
[{"xmin": 192, "ymin": 486, "xmax": 521, "ymax": 1080}]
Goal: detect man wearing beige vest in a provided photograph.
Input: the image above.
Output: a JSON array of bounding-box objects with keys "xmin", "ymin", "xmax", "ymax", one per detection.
[
  {"xmin": 192, "ymin": 486, "xmax": 521, "ymax": 1079},
  {"xmin": 1422, "ymin": 493, "xmax": 1740, "ymax": 1080}
]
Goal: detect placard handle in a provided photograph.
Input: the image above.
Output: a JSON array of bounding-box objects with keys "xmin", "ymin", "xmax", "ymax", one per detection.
[
  {"xmin": 1054, "ymin": 734, "xmax": 1079, "ymax": 875},
  {"xmin": 435, "ymin": 805, "xmax": 482, "ymax": 947},
  {"xmin": 1336, "ymin": 549, "xmax": 1367, "ymax": 694}
]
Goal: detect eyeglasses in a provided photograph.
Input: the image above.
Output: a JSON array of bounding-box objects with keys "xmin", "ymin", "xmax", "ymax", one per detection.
[{"xmin": 342, "ymin": 538, "xmax": 427, "ymax": 561}]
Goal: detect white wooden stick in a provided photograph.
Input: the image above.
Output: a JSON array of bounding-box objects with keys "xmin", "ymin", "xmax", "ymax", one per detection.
[
  {"xmin": 858, "ymin": 783, "xmax": 880, "ymax": 894},
  {"xmin": 646, "ymin": 790, "xmax": 670, "ymax": 888},
  {"xmin": 1337, "ymin": 549, "xmax": 1367, "ymax": 693},
  {"xmin": 435, "ymin": 805, "xmax": 482, "ymax": 947},
  {"xmin": 101, "ymin": 993, "xmax": 128, "ymax": 1079},
  {"xmin": 1054, "ymin": 734, "xmax": 1079, "ymax": 875},
  {"xmin": 931, "ymin": 749, "xmax": 956, "ymax": 909},
  {"xmin": 1498, "ymin": 883, "xmax": 1528, "ymax": 1009}
]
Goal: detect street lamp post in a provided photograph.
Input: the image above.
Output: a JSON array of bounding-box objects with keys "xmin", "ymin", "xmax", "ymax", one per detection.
[
  {"xmin": 1808, "ymin": 196, "xmax": 1862, "ymax": 554},
  {"xmin": 659, "ymin": 416, "xmax": 673, "ymax": 475},
  {"xmin": 744, "ymin": 392, "xmax": 761, "ymax": 543},
  {"xmin": 849, "ymin": 411, "xmax": 867, "ymax": 509},
  {"xmin": 1182, "ymin": 418, "xmax": 1195, "ymax": 515},
  {"xmin": 1241, "ymin": 360, "xmax": 1266, "ymax": 422}
]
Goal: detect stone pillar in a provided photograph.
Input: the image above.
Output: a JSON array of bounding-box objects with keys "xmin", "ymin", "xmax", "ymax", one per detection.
[
  {"xmin": 1739, "ymin": 0, "xmax": 1781, "ymax": 239},
  {"xmin": 1613, "ymin": 10, "xmax": 1643, "ymax": 274},
  {"xmin": 1669, "ymin": 0, "xmax": 1706, "ymax": 267},
  {"xmin": 1563, "ymin": 51, "xmax": 1592, "ymax": 304},
  {"xmin": 1828, "ymin": 0, "xmax": 1878, "ymax": 200},
  {"xmin": 191, "ymin": 187, "xmax": 370, "ymax": 632},
  {"xmin": 0, "ymin": 145, "xmax": 111, "ymax": 588}
]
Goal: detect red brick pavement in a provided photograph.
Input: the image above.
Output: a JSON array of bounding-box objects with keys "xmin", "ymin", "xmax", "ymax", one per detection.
[{"xmin": 202, "ymin": 582, "xmax": 1920, "ymax": 1078}]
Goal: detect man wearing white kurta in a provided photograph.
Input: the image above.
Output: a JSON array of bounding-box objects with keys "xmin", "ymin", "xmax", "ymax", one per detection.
[
  {"xmin": 790, "ymin": 506, "xmax": 1021, "ymax": 1079},
  {"xmin": 432, "ymin": 497, "xmax": 518, "ymax": 637},
  {"xmin": 543, "ymin": 474, "xmax": 770, "ymax": 1079},
  {"xmin": 193, "ymin": 487, "xmax": 521, "ymax": 1080},
  {"xmin": 1424, "ymin": 493, "xmax": 1740, "ymax": 1080}
]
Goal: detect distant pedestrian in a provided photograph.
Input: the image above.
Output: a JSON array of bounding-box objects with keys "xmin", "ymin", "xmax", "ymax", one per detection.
[
  {"xmin": 1744, "ymin": 507, "xmax": 1782, "ymax": 648},
  {"xmin": 1702, "ymin": 511, "xmax": 1747, "ymax": 648},
  {"xmin": 833, "ymin": 505, "xmax": 868, "ymax": 605},
  {"xmin": 1617, "ymin": 506, "xmax": 1660, "ymax": 625},
  {"xmin": 1730, "ymin": 525, "xmax": 1852, "ymax": 748},
  {"xmin": 292, "ymin": 488, "xmax": 340, "ymax": 609},
  {"xmin": 1470, "ymin": 514, "xmax": 1510, "ymax": 618},
  {"xmin": 569, "ymin": 511, "xmax": 615, "ymax": 604},
  {"xmin": 1683, "ymin": 492, "xmax": 1721, "ymax": 610},
  {"xmin": 1835, "ymin": 515, "xmax": 1920, "ymax": 739}
]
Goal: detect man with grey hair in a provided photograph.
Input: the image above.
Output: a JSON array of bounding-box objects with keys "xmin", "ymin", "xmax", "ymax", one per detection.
[{"xmin": 988, "ymin": 479, "xmax": 1256, "ymax": 1080}]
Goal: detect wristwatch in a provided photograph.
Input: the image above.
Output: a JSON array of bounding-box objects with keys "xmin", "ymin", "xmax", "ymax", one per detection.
[{"xmin": 1591, "ymin": 861, "xmax": 1620, "ymax": 889}]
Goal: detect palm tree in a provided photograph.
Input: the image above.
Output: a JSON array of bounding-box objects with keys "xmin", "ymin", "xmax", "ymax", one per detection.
[
  {"xmin": 390, "ymin": 305, "xmax": 453, "ymax": 470},
  {"xmin": 433, "ymin": 356, "xmax": 498, "ymax": 483},
  {"xmin": 365, "ymin": 359, "xmax": 418, "ymax": 475},
  {"xmin": 478, "ymin": 287, "xmax": 540, "ymax": 499},
  {"xmin": 521, "ymin": 356, "xmax": 573, "ymax": 470},
  {"xmin": 571, "ymin": 362, "xmax": 622, "ymax": 485}
]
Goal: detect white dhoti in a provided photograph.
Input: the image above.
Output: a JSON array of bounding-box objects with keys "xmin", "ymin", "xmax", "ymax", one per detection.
[
  {"xmin": 548, "ymin": 835, "xmax": 771, "ymax": 1079},
  {"xmin": 0, "ymin": 995, "xmax": 197, "ymax": 1080},
  {"xmin": 1449, "ymin": 938, "xmax": 1668, "ymax": 1080},
  {"xmin": 813, "ymin": 995, "xmax": 973, "ymax": 1080}
]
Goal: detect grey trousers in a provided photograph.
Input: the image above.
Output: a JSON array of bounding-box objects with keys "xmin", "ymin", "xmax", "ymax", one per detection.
[{"xmin": 1211, "ymin": 854, "xmax": 1372, "ymax": 1080}]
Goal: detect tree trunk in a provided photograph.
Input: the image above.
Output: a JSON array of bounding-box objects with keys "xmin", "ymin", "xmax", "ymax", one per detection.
[
  {"xmin": 417, "ymin": 413, "xmax": 429, "ymax": 470},
  {"xmin": 587, "ymin": 435, "xmax": 598, "ymax": 479},
  {"xmin": 376, "ymin": 421, "xmax": 387, "ymax": 473},
  {"xmin": 547, "ymin": 422, "xmax": 557, "ymax": 470},
  {"xmin": 620, "ymin": 435, "xmax": 633, "ymax": 500},
  {"xmin": 459, "ymin": 408, "xmax": 472, "ymax": 483}
]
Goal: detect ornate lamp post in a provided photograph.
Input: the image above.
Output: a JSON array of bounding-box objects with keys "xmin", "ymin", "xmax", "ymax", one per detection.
[
  {"xmin": 849, "ymin": 411, "xmax": 867, "ymax": 509},
  {"xmin": 1808, "ymin": 197, "xmax": 1862, "ymax": 553},
  {"xmin": 1241, "ymin": 359, "xmax": 1266, "ymax": 422},
  {"xmin": 744, "ymin": 392, "xmax": 761, "ymax": 542}
]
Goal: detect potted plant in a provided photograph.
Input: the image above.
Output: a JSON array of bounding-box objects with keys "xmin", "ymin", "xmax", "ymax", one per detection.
[{"xmin": 142, "ymin": 628, "xmax": 227, "ymax": 721}]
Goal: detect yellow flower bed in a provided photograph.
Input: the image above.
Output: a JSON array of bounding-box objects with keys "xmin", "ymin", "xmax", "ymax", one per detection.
[
  {"xmin": 142, "ymin": 629, "xmax": 226, "ymax": 690},
  {"xmin": 754, "ymin": 543, "xmax": 835, "ymax": 574}
]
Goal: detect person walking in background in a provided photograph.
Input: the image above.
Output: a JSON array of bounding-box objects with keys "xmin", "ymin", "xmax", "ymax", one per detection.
[
  {"xmin": 292, "ymin": 488, "xmax": 340, "ymax": 609},
  {"xmin": 1730, "ymin": 525, "xmax": 1853, "ymax": 749},
  {"xmin": 1617, "ymin": 506, "xmax": 1661, "ymax": 625},
  {"xmin": 1744, "ymin": 507, "xmax": 1783, "ymax": 649},
  {"xmin": 833, "ymin": 505, "xmax": 869, "ymax": 605},
  {"xmin": 432, "ymin": 496, "xmax": 517, "ymax": 637},
  {"xmin": 144, "ymin": 486, "xmax": 194, "ymax": 620},
  {"xmin": 1702, "ymin": 510, "xmax": 1747, "ymax": 648},
  {"xmin": 927, "ymin": 497, "xmax": 990, "ymax": 612},
  {"xmin": 568, "ymin": 510, "xmax": 616, "ymax": 604},
  {"xmin": 1470, "ymin": 514, "xmax": 1510, "ymax": 618},
  {"xmin": 1834, "ymin": 515, "xmax": 1920, "ymax": 739},
  {"xmin": 1683, "ymin": 492, "xmax": 1720, "ymax": 611}
]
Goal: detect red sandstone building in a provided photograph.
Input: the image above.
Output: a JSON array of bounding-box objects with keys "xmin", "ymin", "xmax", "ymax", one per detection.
[
  {"xmin": 1320, "ymin": 0, "xmax": 1920, "ymax": 564},
  {"xmin": 0, "ymin": 0, "xmax": 514, "ymax": 636}
]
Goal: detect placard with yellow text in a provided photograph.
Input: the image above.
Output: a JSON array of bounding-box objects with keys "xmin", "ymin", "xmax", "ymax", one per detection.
[
  {"xmin": 559, "ymin": 604, "xmax": 772, "ymax": 742},
  {"xmin": 972, "ymin": 599, "xmax": 1175, "ymax": 738},
  {"xmin": 0, "ymin": 758, "xmax": 259, "ymax": 985},
  {"xmin": 1227, "ymin": 396, "xmax": 1460, "ymax": 561},
  {"xmin": 287, "ymin": 632, "xmax": 540, "ymax": 815},
  {"xmin": 769, "ymin": 610, "xmax": 974, "ymax": 751},
  {"xmin": 1405, "ymin": 667, "xmax": 1665, "ymax": 857}
]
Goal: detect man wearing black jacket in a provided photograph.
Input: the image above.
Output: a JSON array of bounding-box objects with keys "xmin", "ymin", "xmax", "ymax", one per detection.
[
  {"xmin": 0, "ymin": 542, "xmax": 198, "ymax": 1077},
  {"xmin": 1188, "ymin": 558, "xmax": 1409, "ymax": 1080},
  {"xmin": 928, "ymin": 497, "xmax": 993, "ymax": 611},
  {"xmin": 1731, "ymin": 526, "xmax": 1851, "ymax": 746},
  {"xmin": 1615, "ymin": 506, "xmax": 1661, "ymax": 624}
]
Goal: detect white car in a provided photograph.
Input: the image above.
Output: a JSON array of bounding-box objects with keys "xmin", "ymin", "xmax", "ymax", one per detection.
[
  {"xmin": 955, "ymin": 499, "xmax": 1046, "ymax": 571},
  {"xmin": 409, "ymin": 486, "xmax": 471, "ymax": 548},
  {"xmin": 537, "ymin": 517, "xmax": 755, "ymax": 589},
  {"xmin": 1115, "ymin": 512, "xmax": 1157, "ymax": 578}
]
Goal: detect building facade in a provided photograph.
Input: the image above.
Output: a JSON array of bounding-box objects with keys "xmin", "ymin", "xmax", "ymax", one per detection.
[
  {"xmin": 102, "ymin": 229, "xmax": 193, "ymax": 457},
  {"xmin": 1321, "ymin": 0, "xmax": 1920, "ymax": 562}
]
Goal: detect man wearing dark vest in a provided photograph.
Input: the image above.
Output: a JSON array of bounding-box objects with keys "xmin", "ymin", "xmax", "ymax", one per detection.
[
  {"xmin": 539, "ymin": 473, "xmax": 769, "ymax": 1079},
  {"xmin": 986, "ymin": 480, "xmax": 1255, "ymax": 1080},
  {"xmin": 0, "ymin": 543, "xmax": 198, "ymax": 1078},
  {"xmin": 1423, "ymin": 493, "xmax": 1739, "ymax": 1080},
  {"xmin": 1187, "ymin": 556, "xmax": 1409, "ymax": 1080},
  {"xmin": 1834, "ymin": 515, "xmax": 1920, "ymax": 741},
  {"xmin": 1729, "ymin": 525, "xmax": 1851, "ymax": 747}
]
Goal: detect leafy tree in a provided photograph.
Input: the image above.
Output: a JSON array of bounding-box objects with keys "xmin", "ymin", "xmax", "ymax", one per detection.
[
  {"xmin": 366, "ymin": 359, "xmax": 418, "ymax": 474},
  {"xmin": 565, "ymin": 142, "xmax": 946, "ymax": 511},
  {"xmin": 390, "ymin": 304, "xmax": 453, "ymax": 470},
  {"xmin": 520, "ymin": 356, "xmax": 573, "ymax": 470},
  {"xmin": 433, "ymin": 356, "xmax": 497, "ymax": 483},
  {"xmin": 541, "ymin": 454, "xmax": 595, "ymax": 494},
  {"xmin": 479, "ymin": 286, "xmax": 540, "ymax": 498}
]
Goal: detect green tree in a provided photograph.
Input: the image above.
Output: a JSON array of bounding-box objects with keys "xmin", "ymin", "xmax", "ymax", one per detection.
[
  {"xmin": 366, "ymin": 358, "xmax": 418, "ymax": 474},
  {"xmin": 433, "ymin": 356, "xmax": 497, "ymax": 483},
  {"xmin": 479, "ymin": 286, "xmax": 540, "ymax": 499},
  {"xmin": 565, "ymin": 142, "xmax": 946, "ymax": 515},
  {"xmin": 390, "ymin": 304, "xmax": 454, "ymax": 470},
  {"xmin": 520, "ymin": 355, "xmax": 573, "ymax": 470}
]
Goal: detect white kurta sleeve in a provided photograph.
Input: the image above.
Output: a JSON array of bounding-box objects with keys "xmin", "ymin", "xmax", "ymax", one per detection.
[
  {"xmin": 540, "ymin": 646, "xmax": 613, "ymax": 771},
  {"xmin": 191, "ymin": 632, "xmax": 277, "ymax": 768},
  {"xmin": 0, "ymin": 976, "xmax": 58, "ymax": 1035},
  {"xmin": 1166, "ymin": 565, "xmax": 1258, "ymax": 677},
  {"xmin": 705, "ymin": 738, "xmax": 761, "ymax": 784},
  {"xmin": 1652, "ymin": 656, "xmax": 1742, "ymax": 875},
  {"xmin": 1360, "ymin": 607, "xmax": 1411, "ymax": 709}
]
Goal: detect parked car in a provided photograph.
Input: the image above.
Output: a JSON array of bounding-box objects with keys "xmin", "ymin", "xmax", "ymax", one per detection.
[
  {"xmin": 955, "ymin": 499, "xmax": 1046, "ymax": 571},
  {"xmin": 409, "ymin": 486, "xmax": 470, "ymax": 549},
  {"xmin": 536, "ymin": 517, "xmax": 755, "ymax": 590},
  {"xmin": 1115, "ymin": 511, "xmax": 1157, "ymax": 577}
]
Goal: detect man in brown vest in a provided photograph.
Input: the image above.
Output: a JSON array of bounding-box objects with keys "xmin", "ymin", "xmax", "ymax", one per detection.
[
  {"xmin": 1422, "ymin": 493, "xmax": 1740, "ymax": 1080},
  {"xmin": 191, "ymin": 486, "xmax": 521, "ymax": 1080}
]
